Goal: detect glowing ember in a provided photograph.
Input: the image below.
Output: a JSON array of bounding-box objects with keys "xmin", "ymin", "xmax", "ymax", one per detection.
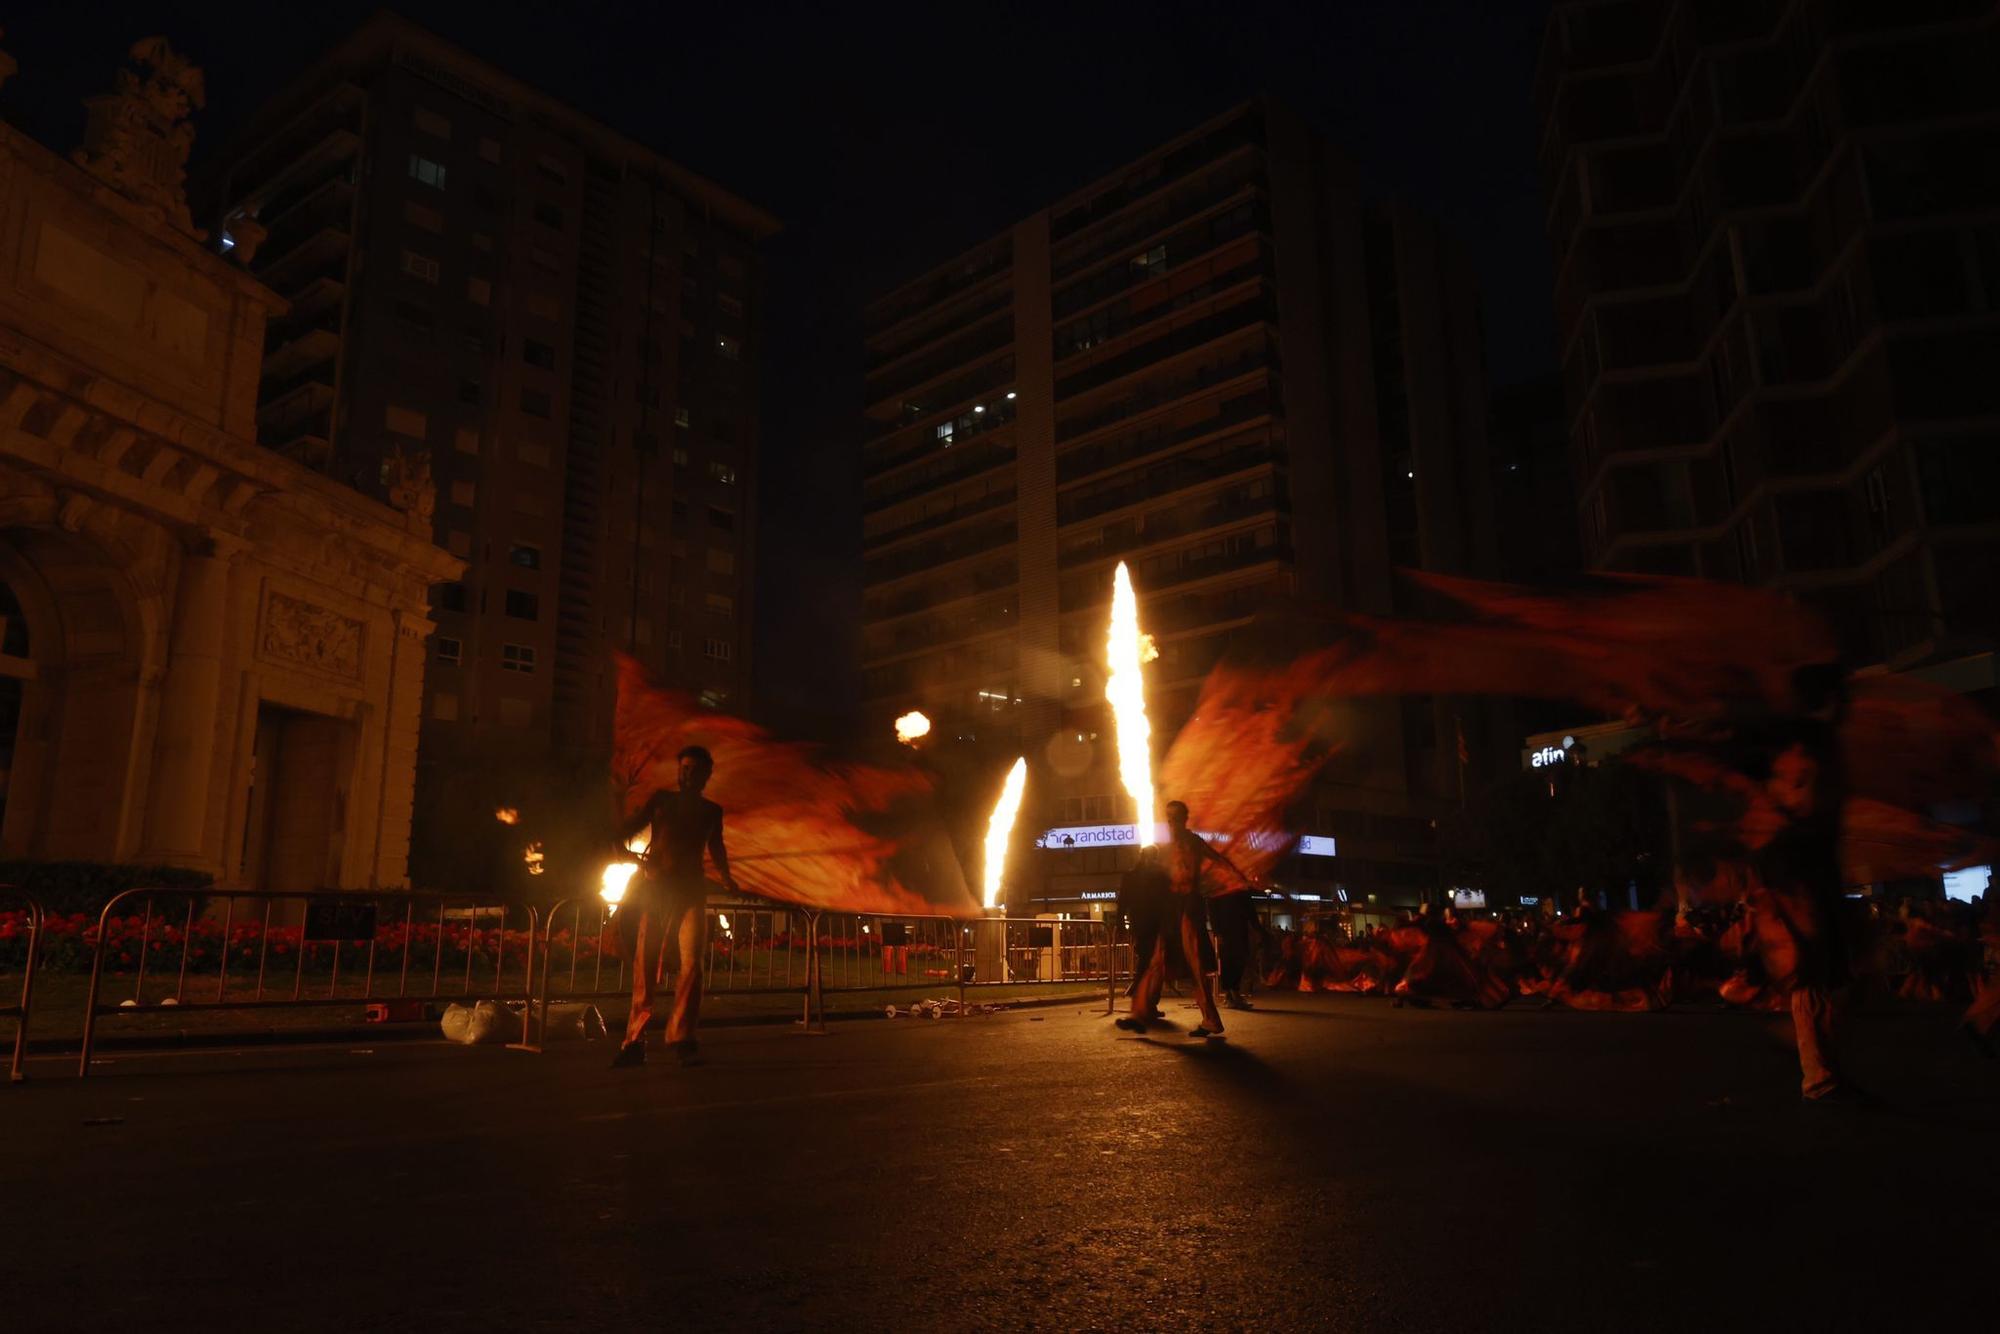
[
  {"xmin": 523, "ymin": 841, "xmax": 545, "ymax": 876},
  {"xmin": 981, "ymin": 756, "xmax": 1029, "ymax": 910},
  {"xmin": 894, "ymin": 711, "xmax": 932, "ymax": 745},
  {"xmin": 494, "ymin": 807, "xmax": 519, "ymax": 825},
  {"xmin": 1105, "ymin": 561, "xmax": 1158, "ymax": 846},
  {"xmin": 600, "ymin": 861, "xmax": 638, "ymax": 906}
]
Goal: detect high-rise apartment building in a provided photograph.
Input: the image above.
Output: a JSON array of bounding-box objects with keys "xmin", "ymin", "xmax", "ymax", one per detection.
[
  {"xmin": 212, "ymin": 15, "xmax": 776, "ymax": 880},
  {"xmin": 1537, "ymin": 0, "xmax": 2000, "ymax": 665},
  {"xmin": 859, "ymin": 101, "xmax": 1495, "ymax": 910}
]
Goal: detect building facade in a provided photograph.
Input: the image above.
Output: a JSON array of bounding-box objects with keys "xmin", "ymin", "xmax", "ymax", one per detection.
[
  {"xmin": 1537, "ymin": 0, "xmax": 2000, "ymax": 665},
  {"xmin": 859, "ymin": 101, "xmax": 1496, "ymax": 911},
  {"xmin": 0, "ymin": 38, "xmax": 460, "ymax": 889},
  {"xmin": 210, "ymin": 15, "xmax": 777, "ymax": 881}
]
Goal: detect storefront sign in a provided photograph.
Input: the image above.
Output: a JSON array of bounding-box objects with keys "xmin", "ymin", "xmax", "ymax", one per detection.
[{"xmin": 1036, "ymin": 823, "xmax": 1336, "ymax": 857}]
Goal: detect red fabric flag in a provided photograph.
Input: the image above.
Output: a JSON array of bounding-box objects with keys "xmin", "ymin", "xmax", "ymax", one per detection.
[{"xmin": 612, "ymin": 655, "xmax": 976, "ymax": 915}]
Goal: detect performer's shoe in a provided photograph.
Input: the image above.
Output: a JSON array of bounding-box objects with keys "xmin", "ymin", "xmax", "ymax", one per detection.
[
  {"xmin": 609, "ymin": 1041, "xmax": 646, "ymax": 1069},
  {"xmin": 1188, "ymin": 1026, "xmax": 1223, "ymax": 1039},
  {"xmin": 1113, "ymin": 1017, "xmax": 1149, "ymax": 1033},
  {"xmin": 1223, "ymin": 991, "xmax": 1253, "ymax": 1010}
]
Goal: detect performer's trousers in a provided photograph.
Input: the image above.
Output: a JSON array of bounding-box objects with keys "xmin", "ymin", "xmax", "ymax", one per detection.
[
  {"xmin": 625, "ymin": 896, "xmax": 706, "ymax": 1048},
  {"xmin": 1210, "ymin": 892, "xmax": 1252, "ymax": 992},
  {"xmin": 1791, "ymin": 985, "xmax": 1847, "ymax": 1098},
  {"xmin": 1132, "ymin": 900, "xmax": 1223, "ymax": 1031}
]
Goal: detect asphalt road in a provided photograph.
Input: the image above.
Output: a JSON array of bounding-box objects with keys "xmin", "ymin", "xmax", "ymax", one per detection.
[{"xmin": 3, "ymin": 995, "xmax": 1996, "ymax": 1333}]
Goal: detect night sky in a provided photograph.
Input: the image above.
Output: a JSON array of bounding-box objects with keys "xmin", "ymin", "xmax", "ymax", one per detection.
[{"xmin": 4, "ymin": 1, "xmax": 1556, "ymax": 740}]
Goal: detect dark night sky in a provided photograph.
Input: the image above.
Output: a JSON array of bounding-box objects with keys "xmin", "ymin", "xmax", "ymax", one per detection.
[{"xmin": 4, "ymin": 1, "xmax": 1557, "ymax": 740}]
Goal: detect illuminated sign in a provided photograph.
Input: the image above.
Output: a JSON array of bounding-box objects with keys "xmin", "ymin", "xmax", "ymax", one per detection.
[
  {"xmin": 1078, "ymin": 890, "xmax": 1118, "ymax": 901},
  {"xmin": 1526, "ymin": 735, "xmax": 1577, "ymax": 769},
  {"xmin": 1036, "ymin": 824, "xmax": 1335, "ymax": 857},
  {"xmin": 1451, "ymin": 888, "xmax": 1487, "ymax": 910},
  {"xmin": 1944, "ymin": 864, "xmax": 1991, "ymax": 904}
]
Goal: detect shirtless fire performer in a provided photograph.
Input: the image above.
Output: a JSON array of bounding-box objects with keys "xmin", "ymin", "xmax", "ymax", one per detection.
[
  {"xmin": 610, "ymin": 744, "xmax": 739, "ymax": 1068},
  {"xmin": 1116, "ymin": 800, "xmax": 1253, "ymax": 1040}
]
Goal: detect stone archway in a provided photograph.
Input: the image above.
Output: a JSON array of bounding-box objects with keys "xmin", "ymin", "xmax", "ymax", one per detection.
[{"xmin": 0, "ymin": 524, "xmax": 154, "ymax": 860}]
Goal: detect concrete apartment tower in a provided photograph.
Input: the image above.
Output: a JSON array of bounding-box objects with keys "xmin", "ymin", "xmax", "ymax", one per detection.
[
  {"xmin": 213, "ymin": 14, "xmax": 777, "ymax": 883},
  {"xmin": 860, "ymin": 101, "xmax": 1496, "ymax": 912},
  {"xmin": 1537, "ymin": 0, "xmax": 2000, "ymax": 666}
]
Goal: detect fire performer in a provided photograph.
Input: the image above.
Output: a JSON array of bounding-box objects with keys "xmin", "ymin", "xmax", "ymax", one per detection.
[
  {"xmin": 1117, "ymin": 800, "xmax": 1250, "ymax": 1039},
  {"xmin": 610, "ymin": 744, "xmax": 739, "ymax": 1069},
  {"xmin": 1749, "ymin": 665, "xmax": 1857, "ymax": 1100}
]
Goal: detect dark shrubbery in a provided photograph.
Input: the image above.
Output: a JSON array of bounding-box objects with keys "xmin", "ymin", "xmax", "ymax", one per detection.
[{"xmin": 0, "ymin": 861, "xmax": 214, "ymax": 918}]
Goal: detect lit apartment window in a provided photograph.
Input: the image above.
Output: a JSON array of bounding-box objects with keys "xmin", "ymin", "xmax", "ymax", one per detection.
[
  {"xmin": 402, "ymin": 250, "xmax": 441, "ymax": 284},
  {"xmin": 386, "ymin": 405, "xmax": 428, "ymax": 438},
  {"xmin": 707, "ymin": 462, "xmax": 736, "ymax": 485},
  {"xmin": 434, "ymin": 636, "xmax": 462, "ymax": 666},
  {"xmin": 520, "ymin": 388, "xmax": 552, "ymax": 419},
  {"xmin": 432, "ymin": 691, "xmax": 460, "ymax": 721},
  {"xmin": 716, "ymin": 335, "xmax": 741, "ymax": 360},
  {"xmin": 504, "ymin": 590, "xmax": 540, "ymax": 620},
  {"xmin": 935, "ymin": 422, "xmax": 954, "ymax": 443},
  {"xmin": 522, "ymin": 338, "xmax": 557, "ymax": 370},
  {"xmin": 408, "ymin": 155, "xmax": 447, "ymax": 189},
  {"xmin": 706, "ymin": 548, "xmax": 735, "ymax": 576},
  {"xmin": 501, "ymin": 643, "xmax": 536, "ymax": 673},
  {"xmin": 674, "ymin": 407, "xmax": 691, "ymax": 428},
  {"xmin": 698, "ymin": 688, "xmax": 728, "ymax": 709},
  {"xmin": 705, "ymin": 593, "xmax": 734, "ymax": 618},
  {"xmin": 509, "ymin": 543, "xmax": 541, "ymax": 570},
  {"xmin": 516, "ymin": 440, "xmax": 551, "ymax": 468},
  {"xmin": 703, "ymin": 638, "xmax": 733, "ymax": 662},
  {"xmin": 454, "ymin": 428, "xmax": 479, "ymax": 455},
  {"xmin": 414, "ymin": 107, "xmax": 451, "ymax": 140},
  {"xmin": 1130, "ymin": 244, "xmax": 1166, "ymax": 276},
  {"xmin": 673, "ymin": 448, "xmax": 690, "ymax": 468},
  {"xmin": 450, "ymin": 480, "xmax": 476, "ymax": 508},
  {"xmin": 403, "ymin": 201, "xmax": 444, "ymax": 233}
]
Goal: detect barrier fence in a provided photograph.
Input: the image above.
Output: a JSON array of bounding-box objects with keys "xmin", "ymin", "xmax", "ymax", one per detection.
[
  {"xmin": 526, "ymin": 898, "xmax": 1131, "ymax": 1047},
  {"xmin": 0, "ymin": 885, "xmax": 1144, "ymax": 1077},
  {"xmin": 3, "ymin": 887, "xmax": 42, "ymax": 1083},
  {"xmin": 75, "ymin": 888, "xmax": 539, "ymax": 1077}
]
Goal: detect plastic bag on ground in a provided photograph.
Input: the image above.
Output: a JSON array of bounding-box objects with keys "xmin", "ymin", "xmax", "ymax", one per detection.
[{"xmin": 440, "ymin": 999, "xmax": 521, "ymax": 1045}]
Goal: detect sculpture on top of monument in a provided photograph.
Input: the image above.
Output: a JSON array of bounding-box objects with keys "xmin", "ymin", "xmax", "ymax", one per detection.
[
  {"xmin": 72, "ymin": 36, "xmax": 206, "ymax": 238},
  {"xmin": 383, "ymin": 447, "xmax": 437, "ymax": 534}
]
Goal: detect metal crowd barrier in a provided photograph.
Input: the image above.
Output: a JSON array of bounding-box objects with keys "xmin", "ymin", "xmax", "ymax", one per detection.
[
  {"xmin": 77, "ymin": 888, "xmax": 539, "ymax": 1077},
  {"xmin": 2, "ymin": 887, "xmax": 43, "ymax": 1083},
  {"xmin": 526, "ymin": 898, "xmax": 1130, "ymax": 1047}
]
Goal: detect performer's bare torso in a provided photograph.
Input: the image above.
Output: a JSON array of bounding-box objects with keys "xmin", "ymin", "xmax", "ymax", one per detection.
[{"xmin": 641, "ymin": 788, "xmax": 723, "ymax": 893}]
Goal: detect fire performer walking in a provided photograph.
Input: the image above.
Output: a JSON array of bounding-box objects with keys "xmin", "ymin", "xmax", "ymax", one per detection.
[
  {"xmin": 611, "ymin": 744, "xmax": 739, "ymax": 1068},
  {"xmin": 1117, "ymin": 800, "xmax": 1252, "ymax": 1039}
]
